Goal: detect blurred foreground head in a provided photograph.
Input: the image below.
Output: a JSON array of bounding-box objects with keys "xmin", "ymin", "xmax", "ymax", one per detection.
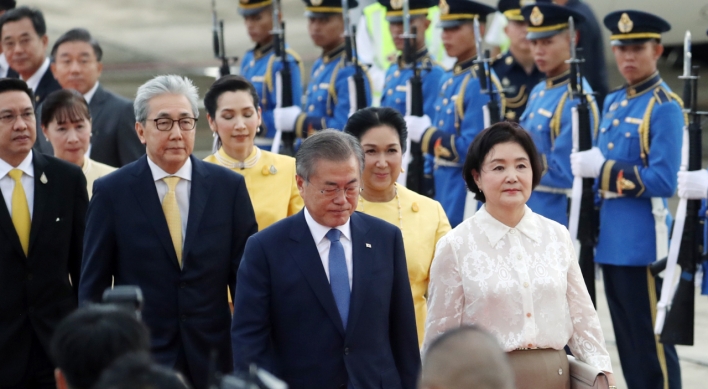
[
  {"xmin": 93, "ymin": 352, "xmax": 191, "ymax": 389},
  {"xmin": 419, "ymin": 325, "xmax": 515, "ymax": 389}
]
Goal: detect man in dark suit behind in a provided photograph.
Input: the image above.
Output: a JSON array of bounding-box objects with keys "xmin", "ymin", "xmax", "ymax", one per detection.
[
  {"xmin": 0, "ymin": 7, "xmax": 61, "ymax": 105},
  {"xmin": 33, "ymin": 28, "xmax": 144, "ymax": 167},
  {"xmin": 0, "ymin": 78, "xmax": 87, "ymax": 389},
  {"xmin": 79, "ymin": 75, "xmax": 258, "ymax": 389},
  {"xmin": 232, "ymin": 130, "xmax": 420, "ymax": 389}
]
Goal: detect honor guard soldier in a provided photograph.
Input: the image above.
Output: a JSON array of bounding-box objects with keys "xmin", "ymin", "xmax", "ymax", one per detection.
[
  {"xmin": 379, "ymin": 0, "xmax": 444, "ymax": 120},
  {"xmin": 492, "ymin": 0, "xmax": 544, "ymax": 122},
  {"xmin": 518, "ymin": 3, "xmax": 598, "ymax": 226},
  {"xmin": 571, "ymin": 11, "xmax": 682, "ymax": 389},
  {"xmin": 273, "ymin": 0, "xmax": 372, "ymax": 137},
  {"xmin": 239, "ymin": 0, "xmax": 304, "ymax": 151},
  {"xmin": 404, "ymin": 0, "xmax": 502, "ymax": 227}
]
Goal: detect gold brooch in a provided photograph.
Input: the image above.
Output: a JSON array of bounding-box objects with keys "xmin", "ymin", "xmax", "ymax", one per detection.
[
  {"xmin": 618, "ymin": 12, "xmax": 633, "ymax": 33},
  {"xmin": 261, "ymin": 166, "xmax": 270, "ymax": 176},
  {"xmin": 530, "ymin": 6, "xmax": 544, "ymax": 26},
  {"xmin": 411, "ymin": 203, "xmax": 419, "ymax": 212}
]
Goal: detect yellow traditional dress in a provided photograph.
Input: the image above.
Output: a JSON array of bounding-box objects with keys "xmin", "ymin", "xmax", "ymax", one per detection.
[
  {"xmin": 204, "ymin": 146, "xmax": 303, "ymax": 231},
  {"xmin": 82, "ymin": 158, "xmax": 116, "ymax": 199},
  {"xmin": 357, "ymin": 184, "xmax": 451, "ymax": 345}
]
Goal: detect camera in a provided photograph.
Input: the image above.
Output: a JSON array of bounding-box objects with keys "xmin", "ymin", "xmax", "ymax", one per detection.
[{"xmin": 102, "ymin": 285, "xmax": 144, "ymax": 319}]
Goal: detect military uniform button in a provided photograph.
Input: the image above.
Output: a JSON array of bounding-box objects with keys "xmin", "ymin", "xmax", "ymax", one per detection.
[
  {"xmin": 387, "ymin": 89, "xmax": 393, "ymax": 95},
  {"xmin": 308, "ymin": 105, "xmax": 314, "ymax": 112},
  {"xmin": 447, "ymin": 109, "xmax": 452, "ymax": 114},
  {"xmin": 529, "ymin": 113, "xmax": 534, "ymax": 119},
  {"xmin": 625, "ymin": 132, "xmax": 631, "ymax": 138},
  {"xmin": 394, "ymin": 71, "xmax": 400, "ymax": 77},
  {"xmin": 318, "ymin": 96, "xmax": 323, "ymax": 101},
  {"xmin": 313, "ymin": 85, "xmax": 318, "ymax": 91},
  {"xmin": 612, "ymin": 119, "xmax": 619, "ymax": 126},
  {"xmin": 436, "ymin": 106, "xmax": 440, "ymax": 111},
  {"xmin": 621, "ymin": 100, "xmax": 628, "ymax": 107},
  {"xmin": 443, "ymin": 98, "xmax": 448, "ymax": 105},
  {"xmin": 439, "ymin": 120, "xmax": 444, "ymax": 127},
  {"xmin": 537, "ymin": 125, "xmax": 542, "ymax": 130},
  {"xmin": 539, "ymin": 90, "xmax": 545, "ymax": 97},
  {"xmin": 600, "ymin": 128, "xmax": 606, "ymax": 133},
  {"xmin": 608, "ymin": 142, "xmax": 614, "ymax": 150},
  {"xmin": 395, "ymin": 98, "xmax": 400, "ymax": 104}
]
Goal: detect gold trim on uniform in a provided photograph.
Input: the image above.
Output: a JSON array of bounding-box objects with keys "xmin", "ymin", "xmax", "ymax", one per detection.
[
  {"xmin": 387, "ymin": 9, "xmax": 428, "ymax": 17},
  {"xmin": 503, "ymin": 9, "xmax": 524, "ymax": 21},
  {"xmin": 610, "ymin": 32, "xmax": 662, "ymax": 41},
  {"xmin": 440, "ymin": 13, "xmax": 478, "ymax": 21},
  {"xmin": 601, "ymin": 160, "xmax": 616, "ymax": 192},
  {"xmin": 239, "ymin": 0, "xmax": 272, "ymax": 8}
]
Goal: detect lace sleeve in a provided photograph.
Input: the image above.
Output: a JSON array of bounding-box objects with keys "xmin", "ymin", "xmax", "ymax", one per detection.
[
  {"xmin": 564, "ymin": 232, "xmax": 613, "ymax": 372},
  {"xmin": 422, "ymin": 233, "xmax": 465, "ymax": 354}
]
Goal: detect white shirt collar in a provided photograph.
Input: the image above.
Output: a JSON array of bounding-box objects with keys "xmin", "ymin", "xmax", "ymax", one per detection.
[
  {"xmin": 83, "ymin": 82, "xmax": 100, "ymax": 104},
  {"xmin": 304, "ymin": 207, "xmax": 351, "ymax": 244},
  {"xmin": 0, "ymin": 53, "xmax": 8, "ymax": 76},
  {"xmin": 475, "ymin": 205, "xmax": 542, "ymax": 246},
  {"xmin": 22, "ymin": 58, "xmax": 51, "ymax": 92},
  {"xmin": 0, "ymin": 150, "xmax": 34, "ymax": 179},
  {"xmin": 146, "ymin": 156, "xmax": 192, "ymax": 183}
]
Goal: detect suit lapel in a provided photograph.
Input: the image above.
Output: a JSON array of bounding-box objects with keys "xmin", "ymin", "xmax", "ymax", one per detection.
[
  {"xmin": 28, "ymin": 153, "xmax": 49, "ymax": 257},
  {"xmin": 130, "ymin": 156, "xmax": 181, "ymax": 271},
  {"xmin": 289, "ymin": 212, "xmax": 346, "ymax": 336},
  {"xmin": 88, "ymin": 86, "xmax": 108, "ymax": 138},
  {"xmin": 182, "ymin": 156, "xmax": 210, "ymax": 261},
  {"xmin": 0, "ymin": 179, "xmax": 24, "ymax": 258},
  {"xmin": 344, "ymin": 212, "xmax": 371, "ymax": 337}
]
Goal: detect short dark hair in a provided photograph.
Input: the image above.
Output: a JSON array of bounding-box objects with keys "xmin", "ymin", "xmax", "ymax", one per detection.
[
  {"xmin": 93, "ymin": 352, "xmax": 191, "ymax": 389},
  {"xmin": 295, "ymin": 129, "xmax": 364, "ymax": 181},
  {"xmin": 0, "ymin": 6, "xmax": 46, "ymax": 38},
  {"xmin": 462, "ymin": 121, "xmax": 542, "ymax": 203},
  {"xmin": 50, "ymin": 305, "xmax": 151, "ymax": 389},
  {"xmin": 343, "ymin": 106, "xmax": 408, "ymax": 152},
  {"xmin": 0, "ymin": 1, "xmax": 16, "ymax": 12},
  {"xmin": 41, "ymin": 89, "xmax": 91, "ymax": 127},
  {"xmin": 204, "ymin": 74, "xmax": 259, "ymax": 118},
  {"xmin": 0, "ymin": 78, "xmax": 34, "ymax": 107},
  {"xmin": 50, "ymin": 28, "xmax": 103, "ymax": 62}
]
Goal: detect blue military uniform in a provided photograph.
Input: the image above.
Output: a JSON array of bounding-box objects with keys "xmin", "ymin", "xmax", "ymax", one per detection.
[
  {"xmin": 519, "ymin": 3, "xmax": 599, "ymax": 227},
  {"xmin": 241, "ymin": 43, "xmax": 304, "ymax": 150},
  {"xmin": 294, "ymin": 0, "xmax": 372, "ymax": 137},
  {"xmin": 493, "ymin": 0, "xmax": 545, "ymax": 122},
  {"xmin": 419, "ymin": 0, "xmax": 502, "ymax": 227},
  {"xmin": 595, "ymin": 11, "xmax": 683, "ymax": 389}
]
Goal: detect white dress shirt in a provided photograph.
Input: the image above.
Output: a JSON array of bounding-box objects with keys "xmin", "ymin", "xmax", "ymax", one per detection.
[
  {"xmin": 0, "ymin": 53, "xmax": 9, "ymax": 78},
  {"xmin": 424, "ymin": 205, "xmax": 612, "ymax": 372},
  {"xmin": 147, "ymin": 157, "xmax": 192, "ymax": 241},
  {"xmin": 304, "ymin": 207, "xmax": 353, "ymax": 289},
  {"xmin": 0, "ymin": 151, "xmax": 35, "ymax": 220},
  {"xmin": 21, "ymin": 58, "xmax": 50, "ymax": 93},
  {"xmin": 83, "ymin": 81, "xmax": 99, "ymax": 104}
]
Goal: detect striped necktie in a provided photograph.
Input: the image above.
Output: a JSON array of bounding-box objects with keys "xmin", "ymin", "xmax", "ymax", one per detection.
[
  {"xmin": 9, "ymin": 169, "xmax": 30, "ymax": 256},
  {"xmin": 162, "ymin": 176, "xmax": 182, "ymax": 267}
]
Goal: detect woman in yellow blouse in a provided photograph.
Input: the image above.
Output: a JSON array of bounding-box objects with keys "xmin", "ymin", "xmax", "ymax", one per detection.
[
  {"xmin": 203, "ymin": 75, "xmax": 303, "ymax": 230},
  {"xmin": 344, "ymin": 107, "xmax": 451, "ymax": 346},
  {"xmin": 41, "ymin": 89, "xmax": 115, "ymax": 198}
]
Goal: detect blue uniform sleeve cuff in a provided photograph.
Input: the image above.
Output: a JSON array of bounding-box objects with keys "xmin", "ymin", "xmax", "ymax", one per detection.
[
  {"xmin": 422, "ymin": 128, "xmax": 460, "ymax": 163},
  {"xmin": 600, "ymin": 160, "xmax": 646, "ymax": 197},
  {"xmin": 296, "ymin": 114, "xmax": 325, "ymax": 139}
]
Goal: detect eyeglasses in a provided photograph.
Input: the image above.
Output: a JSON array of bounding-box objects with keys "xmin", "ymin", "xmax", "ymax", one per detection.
[
  {"xmin": 151, "ymin": 117, "xmax": 197, "ymax": 132},
  {"xmin": 0, "ymin": 112, "xmax": 35, "ymax": 125},
  {"xmin": 309, "ymin": 182, "xmax": 361, "ymax": 199}
]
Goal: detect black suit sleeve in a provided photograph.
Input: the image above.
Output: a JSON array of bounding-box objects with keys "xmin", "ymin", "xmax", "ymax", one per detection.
[
  {"xmin": 69, "ymin": 170, "xmax": 89, "ymax": 297},
  {"xmin": 229, "ymin": 176, "xmax": 258, "ymax": 301},
  {"xmin": 78, "ymin": 178, "xmax": 116, "ymax": 304},
  {"xmin": 389, "ymin": 228, "xmax": 421, "ymax": 388},
  {"xmin": 116, "ymin": 100, "xmax": 144, "ymax": 166}
]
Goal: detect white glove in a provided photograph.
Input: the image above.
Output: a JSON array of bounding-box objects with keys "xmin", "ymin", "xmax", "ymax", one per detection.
[
  {"xmin": 570, "ymin": 147, "xmax": 606, "ymax": 178},
  {"xmin": 678, "ymin": 169, "xmax": 708, "ymax": 199},
  {"xmin": 274, "ymin": 106, "xmax": 301, "ymax": 133},
  {"xmin": 404, "ymin": 114, "xmax": 432, "ymax": 143}
]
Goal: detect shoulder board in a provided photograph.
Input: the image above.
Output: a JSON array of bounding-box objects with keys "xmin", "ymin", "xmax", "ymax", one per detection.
[
  {"xmin": 285, "ymin": 48, "xmax": 302, "ymax": 63},
  {"xmin": 653, "ymin": 86, "xmax": 673, "ymax": 104}
]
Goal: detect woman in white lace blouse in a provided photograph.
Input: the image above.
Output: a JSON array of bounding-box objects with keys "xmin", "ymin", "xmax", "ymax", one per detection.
[{"xmin": 423, "ymin": 122, "xmax": 615, "ymax": 388}]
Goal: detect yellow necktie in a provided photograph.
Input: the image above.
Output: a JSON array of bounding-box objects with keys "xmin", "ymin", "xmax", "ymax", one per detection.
[
  {"xmin": 9, "ymin": 169, "xmax": 30, "ymax": 256},
  {"xmin": 162, "ymin": 176, "xmax": 183, "ymax": 267}
]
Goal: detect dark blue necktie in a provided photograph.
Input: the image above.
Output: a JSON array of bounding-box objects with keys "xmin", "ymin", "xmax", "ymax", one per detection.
[{"xmin": 326, "ymin": 229, "xmax": 350, "ymax": 329}]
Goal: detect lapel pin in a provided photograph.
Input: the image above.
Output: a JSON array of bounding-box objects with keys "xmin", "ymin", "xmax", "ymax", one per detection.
[
  {"xmin": 269, "ymin": 165, "xmax": 277, "ymax": 175},
  {"xmin": 40, "ymin": 173, "xmax": 48, "ymax": 184},
  {"xmin": 56, "ymin": 217, "xmax": 60, "ymax": 222},
  {"xmin": 365, "ymin": 243, "xmax": 371, "ymax": 248}
]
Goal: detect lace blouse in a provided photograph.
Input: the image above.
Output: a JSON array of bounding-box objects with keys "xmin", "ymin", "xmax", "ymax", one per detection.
[{"xmin": 423, "ymin": 205, "xmax": 612, "ymax": 372}]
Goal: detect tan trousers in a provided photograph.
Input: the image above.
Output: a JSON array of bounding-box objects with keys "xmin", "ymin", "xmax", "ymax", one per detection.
[{"xmin": 506, "ymin": 348, "xmax": 570, "ymax": 389}]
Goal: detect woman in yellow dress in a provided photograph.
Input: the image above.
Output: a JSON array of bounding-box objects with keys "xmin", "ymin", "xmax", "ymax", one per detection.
[
  {"xmin": 41, "ymin": 89, "xmax": 115, "ymax": 198},
  {"xmin": 203, "ymin": 75, "xmax": 302, "ymax": 231},
  {"xmin": 344, "ymin": 107, "xmax": 451, "ymax": 346}
]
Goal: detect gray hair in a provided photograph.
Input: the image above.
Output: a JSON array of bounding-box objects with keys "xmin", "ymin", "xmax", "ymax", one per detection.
[
  {"xmin": 134, "ymin": 75, "xmax": 199, "ymax": 124},
  {"xmin": 295, "ymin": 129, "xmax": 364, "ymax": 181}
]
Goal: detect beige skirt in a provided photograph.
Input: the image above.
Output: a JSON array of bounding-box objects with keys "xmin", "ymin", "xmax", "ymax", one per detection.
[{"xmin": 506, "ymin": 348, "xmax": 570, "ymax": 389}]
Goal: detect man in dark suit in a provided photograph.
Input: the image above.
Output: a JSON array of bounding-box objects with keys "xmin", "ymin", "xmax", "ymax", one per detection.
[
  {"xmin": 33, "ymin": 28, "xmax": 144, "ymax": 167},
  {"xmin": 0, "ymin": 7, "xmax": 61, "ymax": 105},
  {"xmin": 231, "ymin": 130, "xmax": 420, "ymax": 389},
  {"xmin": 0, "ymin": 78, "xmax": 87, "ymax": 389},
  {"xmin": 79, "ymin": 75, "xmax": 258, "ymax": 389}
]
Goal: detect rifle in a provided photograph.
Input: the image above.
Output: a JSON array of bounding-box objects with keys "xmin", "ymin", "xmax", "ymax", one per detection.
[
  {"xmin": 566, "ymin": 16, "xmax": 597, "ymax": 306},
  {"xmin": 654, "ymin": 31, "xmax": 705, "ymax": 345},
  {"xmin": 270, "ymin": 0, "xmax": 296, "ymax": 156},
  {"xmin": 212, "ymin": 0, "xmax": 238, "ymax": 78},
  {"xmin": 342, "ymin": 0, "xmax": 368, "ymax": 111},
  {"xmin": 403, "ymin": 0, "xmax": 425, "ymax": 194},
  {"xmin": 473, "ymin": 16, "xmax": 501, "ymax": 127}
]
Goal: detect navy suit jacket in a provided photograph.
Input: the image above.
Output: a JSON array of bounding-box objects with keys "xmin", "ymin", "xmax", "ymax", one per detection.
[
  {"xmin": 34, "ymin": 85, "xmax": 145, "ymax": 167},
  {"xmin": 7, "ymin": 64, "xmax": 61, "ymax": 105},
  {"xmin": 231, "ymin": 211, "xmax": 420, "ymax": 389},
  {"xmin": 79, "ymin": 155, "xmax": 258, "ymax": 388}
]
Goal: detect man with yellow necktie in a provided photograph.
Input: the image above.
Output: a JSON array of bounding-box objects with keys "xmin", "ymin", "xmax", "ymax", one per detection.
[
  {"xmin": 0, "ymin": 78, "xmax": 88, "ymax": 389},
  {"xmin": 78, "ymin": 75, "xmax": 258, "ymax": 389}
]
